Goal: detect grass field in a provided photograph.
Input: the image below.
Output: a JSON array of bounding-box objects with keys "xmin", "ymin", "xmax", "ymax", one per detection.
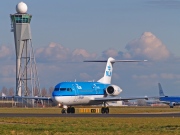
[
  {"xmin": 0, "ymin": 107, "xmax": 180, "ymax": 135},
  {"xmin": 0, "ymin": 117, "xmax": 180, "ymax": 135}
]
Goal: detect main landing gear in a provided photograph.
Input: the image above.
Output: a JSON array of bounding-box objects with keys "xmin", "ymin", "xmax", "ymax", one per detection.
[
  {"xmin": 67, "ymin": 106, "xmax": 75, "ymax": 113},
  {"xmin": 101, "ymin": 102, "xmax": 109, "ymax": 114},
  {"xmin": 61, "ymin": 105, "xmax": 75, "ymax": 114}
]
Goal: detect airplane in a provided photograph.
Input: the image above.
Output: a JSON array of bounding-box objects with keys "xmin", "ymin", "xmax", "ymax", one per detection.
[
  {"xmin": 52, "ymin": 57, "xmax": 148, "ymax": 114},
  {"xmin": 158, "ymin": 83, "xmax": 180, "ymax": 108},
  {"xmin": 0, "ymin": 57, "xmax": 147, "ymax": 113}
]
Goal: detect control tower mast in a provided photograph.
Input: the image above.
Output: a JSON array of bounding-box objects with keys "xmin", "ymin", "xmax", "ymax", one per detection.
[{"xmin": 10, "ymin": 2, "xmax": 40, "ymax": 97}]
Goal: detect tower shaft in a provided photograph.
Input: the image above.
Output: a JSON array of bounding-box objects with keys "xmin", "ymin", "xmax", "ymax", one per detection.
[{"xmin": 10, "ymin": 14, "xmax": 40, "ymax": 97}]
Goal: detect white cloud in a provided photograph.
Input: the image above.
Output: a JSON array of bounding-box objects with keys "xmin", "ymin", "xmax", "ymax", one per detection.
[
  {"xmin": 122, "ymin": 52, "xmax": 131, "ymax": 59},
  {"xmin": 125, "ymin": 32, "xmax": 170, "ymax": 61},
  {"xmin": 96, "ymin": 32, "xmax": 170, "ymax": 61},
  {"xmin": 36, "ymin": 42, "xmax": 71, "ymax": 62},
  {"xmin": 72, "ymin": 49, "xmax": 97, "ymax": 61},
  {"xmin": 0, "ymin": 45, "xmax": 13, "ymax": 59},
  {"xmin": 36, "ymin": 42, "xmax": 97, "ymax": 62},
  {"xmin": 102, "ymin": 48, "xmax": 119, "ymax": 58},
  {"xmin": 160, "ymin": 73, "xmax": 180, "ymax": 79}
]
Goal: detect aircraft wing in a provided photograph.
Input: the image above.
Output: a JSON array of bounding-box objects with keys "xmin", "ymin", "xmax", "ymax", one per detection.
[{"xmin": 93, "ymin": 96, "xmax": 148, "ymax": 102}]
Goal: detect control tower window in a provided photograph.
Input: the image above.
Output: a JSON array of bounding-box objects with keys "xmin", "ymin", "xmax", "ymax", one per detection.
[{"xmin": 11, "ymin": 14, "xmax": 32, "ymax": 23}]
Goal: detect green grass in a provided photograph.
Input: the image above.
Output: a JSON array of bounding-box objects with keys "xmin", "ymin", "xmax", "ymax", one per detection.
[
  {"xmin": 0, "ymin": 107, "xmax": 180, "ymax": 134},
  {"xmin": 0, "ymin": 117, "xmax": 180, "ymax": 135}
]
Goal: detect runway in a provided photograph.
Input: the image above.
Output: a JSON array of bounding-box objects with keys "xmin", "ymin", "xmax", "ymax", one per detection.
[{"xmin": 0, "ymin": 113, "xmax": 180, "ymax": 117}]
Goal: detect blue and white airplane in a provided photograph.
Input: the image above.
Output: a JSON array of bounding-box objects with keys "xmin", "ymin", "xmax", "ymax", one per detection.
[
  {"xmin": 52, "ymin": 57, "xmax": 148, "ymax": 114},
  {"xmin": 158, "ymin": 83, "xmax": 180, "ymax": 108}
]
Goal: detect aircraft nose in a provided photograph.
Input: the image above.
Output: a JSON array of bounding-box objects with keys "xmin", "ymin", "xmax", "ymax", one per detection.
[{"xmin": 54, "ymin": 96, "xmax": 59, "ymax": 102}]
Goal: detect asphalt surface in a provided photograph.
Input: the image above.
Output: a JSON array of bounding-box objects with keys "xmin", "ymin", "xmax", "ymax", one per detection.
[{"xmin": 0, "ymin": 113, "xmax": 180, "ymax": 117}]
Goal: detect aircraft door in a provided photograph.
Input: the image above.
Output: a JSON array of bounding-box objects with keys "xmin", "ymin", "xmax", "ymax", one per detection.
[
  {"xmin": 72, "ymin": 84, "xmax": 79, "ymax": 102},
  {"xmin": 93, "ymin": 84, "xmax": 100, "ymax": 94}
]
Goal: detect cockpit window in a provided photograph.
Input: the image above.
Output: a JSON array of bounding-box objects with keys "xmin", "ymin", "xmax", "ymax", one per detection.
[
  {"xmin": 54, "ymin": 88, "xmax": 59, "ymax": 91},
  {"xmin": 60, "ymin": 88, "xmax": 66, "ymax": 91},
  {"xmin": 54, "ymin": 88, "xmax": 72, "ymax": 91}
]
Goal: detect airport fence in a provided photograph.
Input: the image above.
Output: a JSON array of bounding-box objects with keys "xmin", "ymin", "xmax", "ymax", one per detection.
[{"xmin": 0, "ymin": 98, "xmax": 53, "ymax": 108}]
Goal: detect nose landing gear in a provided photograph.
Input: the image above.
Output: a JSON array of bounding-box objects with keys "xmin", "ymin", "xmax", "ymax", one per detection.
[{"xmin": 61, "ymin": 105, "xmax": 67, "ymax": 114}]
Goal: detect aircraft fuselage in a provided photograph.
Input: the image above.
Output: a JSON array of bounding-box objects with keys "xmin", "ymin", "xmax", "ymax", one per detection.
[
  {"xmin": 52, "ymin": 82, "xmax": 118, "ymax": 106},
  {"xmin": 160, "ymin": 96, "xmax": 180, "ymax": 105}
]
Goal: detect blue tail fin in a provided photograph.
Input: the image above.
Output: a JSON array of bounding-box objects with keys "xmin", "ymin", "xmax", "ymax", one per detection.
[{"xmin": 158, "ymin": 83, "xmax": 165, "ymax": 96}]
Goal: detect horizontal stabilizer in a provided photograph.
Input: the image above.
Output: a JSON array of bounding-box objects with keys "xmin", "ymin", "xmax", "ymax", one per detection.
[
  {"xmin": 84, "ymin": 60, "xmax": 107, "ymax": 62},
  {"xmin": 111, "ymin": 60, "xmax": 147, "ymax": 62},
  {"xmin": 84, "ymin": 60, "xmax": 147, "ymax": 63}
]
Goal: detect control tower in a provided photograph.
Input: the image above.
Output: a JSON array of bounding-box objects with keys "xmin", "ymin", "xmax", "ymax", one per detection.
[{"xmin": 10, "ymin": 2, "xmax": 40, "ymax": 97}]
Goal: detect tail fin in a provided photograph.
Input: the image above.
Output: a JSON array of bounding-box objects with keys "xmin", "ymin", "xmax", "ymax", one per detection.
[
  {"xmin": 158, "ymin": 83, "xmax": 165, "ymax": 96},
  {"xmin": 97, "ymin": 57, "xmax": 115, "ymax": 84},
  {"xmin": 84, "ymin": 57, "xmax": 147, "ymax": 84}
]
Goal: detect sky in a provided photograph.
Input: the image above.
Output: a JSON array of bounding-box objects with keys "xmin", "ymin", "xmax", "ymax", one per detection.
[{"xmin": 1, "ymin": 0, "xmax": 180, "ymax": 97}]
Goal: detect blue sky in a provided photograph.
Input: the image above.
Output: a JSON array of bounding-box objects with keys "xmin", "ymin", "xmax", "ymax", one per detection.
[{"xmin": 1, "ymin": 0, "xmax": 180, "ymax": 97}]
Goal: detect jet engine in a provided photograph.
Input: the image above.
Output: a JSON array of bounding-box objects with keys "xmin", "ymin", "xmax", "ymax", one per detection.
[
  {"xmin": 106, "ymin": 85, "xmax": 122, "ymax": 96},
  {"xmin": 169, "ymin": 102, "xmax": 176, "ymax": 108}
]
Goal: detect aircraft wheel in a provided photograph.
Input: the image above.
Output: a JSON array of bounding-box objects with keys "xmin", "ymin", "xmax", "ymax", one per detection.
[
  {"xmin": 67, "ymin": 107, "xmax": 75, "ymax": 113},
  {"xmin": 61, "ymin": 108, "xmax": 66, "ymax": 114},
  {"xmin": 101, "ymin": 107, "xmax": 105, "ymax": 114},
  {"xmin": 170, "ymin": 106, "xmax": 174, "ymax": 108},
  {"xmin": 71, "ymin": 107, "xmax": 75, "ymax": 113},
  {"xmin": 105, "ymin": 107, "xmax": 109, "ymax": 114},
  {"xmin": 67, "ymin": 107, "xmax": 71, "ymax": 113}
]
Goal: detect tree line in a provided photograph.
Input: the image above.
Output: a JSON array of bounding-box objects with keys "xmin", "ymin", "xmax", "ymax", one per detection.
[{"xmin": 0, "ymin": 86, "xmax": 54, "ymax": 97}]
